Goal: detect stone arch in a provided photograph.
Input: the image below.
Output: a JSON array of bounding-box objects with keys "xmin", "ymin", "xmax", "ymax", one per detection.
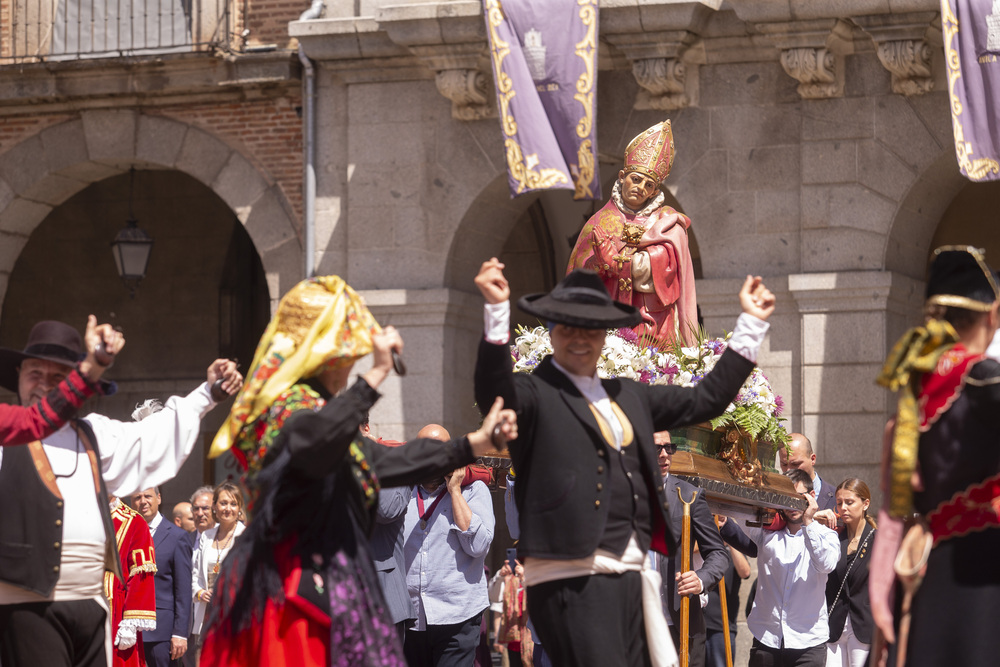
[
  {"xmin": 0, "ymin": 109, "xmax": 302, "ymax": 311},
  {"xmin": 883, "ymin": 148, "xmax": 966, "ymax": 279}
]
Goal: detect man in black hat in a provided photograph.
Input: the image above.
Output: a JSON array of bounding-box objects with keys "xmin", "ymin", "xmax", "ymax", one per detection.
[
  {"xmin": 473, "ymin": 257, "xmax": 775, "ymax": 667},
  {"xmin": 0, "ymin": 315, "xmax": 122, "ymax": 446},
  {"xmin": 871, "ymin": 245, "xmax": 1000, "ymax": 667},
  {"xmin": 0, "ymin": 319, "xmax": 243, "ymax": 667}
]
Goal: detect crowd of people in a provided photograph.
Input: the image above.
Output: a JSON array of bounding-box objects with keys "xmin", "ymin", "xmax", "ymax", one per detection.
[{"xmin": 0, "ymin": 135, "xmax": 996, "ymax": 667}]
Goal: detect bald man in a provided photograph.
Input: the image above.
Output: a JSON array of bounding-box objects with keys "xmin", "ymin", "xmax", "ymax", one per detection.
[
  {"xmin": 172, "ymin": 502, "xmax": 195, "ymax": 533},
  {"xmin": 403, "ymin": 424, "xmax": 495, "ymax": 667},
  {"xmin": 778, "ymin": 433, "xmax": 835, "ymax": 513}
]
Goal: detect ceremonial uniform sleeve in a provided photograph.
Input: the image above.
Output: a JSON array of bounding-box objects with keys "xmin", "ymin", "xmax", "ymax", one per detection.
[
  {"xmin": 0, "ymin": 368, "xmax": 105, "ymax": 446},
  {"xmin": 90, "ymin": 382, "xmax": 217, "ymax": 497},
  {"xmin": 121, "ymin": 518, "xmax": 157, "ymax": 633},
  {"xmin": 451, "ymin": 480, "xmax": 495, "ymax": 558}
]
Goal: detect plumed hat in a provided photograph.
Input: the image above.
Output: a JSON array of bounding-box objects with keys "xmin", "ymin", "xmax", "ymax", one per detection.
[
  {"xmin": 623, "ymin": 119, "xmax": 675, "ymax": 184},
  {"xmin": 0, "ymin": 320, "xmax": 85, "ymax": 392},
  {"xmin": 926, "ymin": 245, "xmax": 1000, "ymax": 312},
  {"xmin": 518, "ymin": 269, "xmax": 641, "ymax": 329}
]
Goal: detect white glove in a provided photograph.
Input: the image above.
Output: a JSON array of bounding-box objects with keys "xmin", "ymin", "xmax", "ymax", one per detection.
[{"xmin": 116, "ymin": 623, "xmax": 138, "ymax": 649}]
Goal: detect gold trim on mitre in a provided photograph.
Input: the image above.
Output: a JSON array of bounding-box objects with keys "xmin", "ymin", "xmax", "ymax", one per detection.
[{"xmin": 623, "ymin": 119, "xmax": 675, "ymax": 184}]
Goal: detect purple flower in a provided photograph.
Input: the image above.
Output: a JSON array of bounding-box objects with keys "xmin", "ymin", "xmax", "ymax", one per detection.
[
  {"xmin": 774, "ymin": 395, "xmax": 785, "ymax": 416},
  {"xmin": 616, "ymin": 327, "xmax": 639, "ymax": 343}
]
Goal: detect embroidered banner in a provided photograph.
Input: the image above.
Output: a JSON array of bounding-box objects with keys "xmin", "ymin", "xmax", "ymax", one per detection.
[
  {"xmin": 483, "ymin": 0, "xmax": 601, "ymax": 200},
  {"xmin": 942, "ymin": 0, "xmax": 1000, "ymax": 181}
]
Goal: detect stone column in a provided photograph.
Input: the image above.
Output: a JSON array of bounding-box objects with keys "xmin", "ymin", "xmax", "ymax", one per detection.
[
  {"xmin": 788, "ymin": 270, "xmax": 923, "ymax": 489},
  {"xmin": 355, "ymin": 287, "xmax": 483, "ymax": 441}
]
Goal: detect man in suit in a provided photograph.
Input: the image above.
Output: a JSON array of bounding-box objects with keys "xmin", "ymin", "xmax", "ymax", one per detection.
[
  {"xmin": 131, "ymin": 487, "xmax": 193, "ymax": 667},
  {"xmin": 655, "ymin": 430, "xmax": 730, "ymax": 667},
  {"xmin": 473, "ymin": 259, "xmax": 775, "ymax": 667},
  {"xmin": 779, "ymin": 433, "xmax": 835, "ymax": 513}
]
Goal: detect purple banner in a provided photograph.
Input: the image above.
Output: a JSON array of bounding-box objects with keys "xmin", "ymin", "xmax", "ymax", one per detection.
[
  {"xmin": 943, "ymin": 0, "xmax": 1000, "ymax": 180},
  {"xmin": 483, "ymin": 0, "xmax": 601, "ymax": 200}
]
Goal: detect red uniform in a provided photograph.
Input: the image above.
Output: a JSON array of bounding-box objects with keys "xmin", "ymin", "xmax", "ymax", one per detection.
[{"xmin": 104, "ymin": 500, "xmax": 158, "ymax": 667}]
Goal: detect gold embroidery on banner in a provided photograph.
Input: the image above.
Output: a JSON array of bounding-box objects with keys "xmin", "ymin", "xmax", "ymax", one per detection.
[
  {"xmin": 575, "ymin": 139, "xmax": 595, "ymax": 199},
  {"xmin": 504, "ymin": 139, "xmax": 570, "ymax": 192},
  {"xmin": 943, "ymin": 4, "xmax": 1000, "ymax": 181},
  {"xmin": 487, "ymin": 0, "xmax": 570, "ymax": 194},
  {"xmin": 572, "ymin": 0, "xmax": 598, "ymax": 199}
]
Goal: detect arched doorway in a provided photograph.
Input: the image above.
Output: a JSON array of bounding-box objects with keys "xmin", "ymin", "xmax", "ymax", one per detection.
[
  {"xmin": 0, "ymin": 168, "xmax": 271, "ymax": 497},
  {"xmin": 929, "ymin": 181, "xmax": 1000, "ymax": 262}
]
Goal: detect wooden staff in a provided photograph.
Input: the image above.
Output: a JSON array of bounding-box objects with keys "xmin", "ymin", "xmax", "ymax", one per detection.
[
  {"xmin": 678, "ymin": 487, "xmax": 697, "ymax": 667},
  {"xmin": 713, "ymin": 516, "xmax": 734, "ymax": 667}
]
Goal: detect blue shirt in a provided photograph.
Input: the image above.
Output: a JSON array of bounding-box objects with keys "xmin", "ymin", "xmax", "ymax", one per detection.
[{"xmin": 404, "ymin": 480, "xmax": 494, "ymax": 629}]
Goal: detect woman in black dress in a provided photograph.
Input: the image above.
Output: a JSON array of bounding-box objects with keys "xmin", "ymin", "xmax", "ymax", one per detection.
[{"xmin": 815, "ymin": 478, "xmax": 876, "ymax": 667}]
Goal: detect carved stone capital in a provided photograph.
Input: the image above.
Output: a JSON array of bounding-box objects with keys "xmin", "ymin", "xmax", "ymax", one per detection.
[
  {"xmin": 853, "ymin": 12, "xmax": 939, "ymax": 97},
  {"xmin": 780, "ymin": 47, "xmax": 839, "ymax": 100},
  {"xmin": 877, "ymin": 39, "xmax": 934, "ymax": 96},
  {"xmin": 757, "ymin": 19, "xmax": 851, "ymax": 100},
  {"xmin": 605, "ymin": 29, "xmax": 701, "ymax": 110},
  {"xmin": 632, "ymin": 57, "xmax": 689, "ymax": 111},
  {"xmin": 434, "ymin": 68, "xmax": 493, "ymax": 121}
]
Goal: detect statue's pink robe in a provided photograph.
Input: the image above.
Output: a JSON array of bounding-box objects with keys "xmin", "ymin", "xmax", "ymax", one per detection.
[{"xmin": 567, "ymin": 197, "xmax": 698, "ymax": 346}]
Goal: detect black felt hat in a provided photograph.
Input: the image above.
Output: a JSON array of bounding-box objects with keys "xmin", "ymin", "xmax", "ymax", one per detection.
[
  {"xmin": 926, "ymin": 246, "xmax": 1000, "ymax": 312},
  {"xmin": 0, "ymin": 321, "xmax": 84, "ymax": 392},
  {"xmin": 518, "ymin": 269, "xmax": 642, "ymax": 329}
]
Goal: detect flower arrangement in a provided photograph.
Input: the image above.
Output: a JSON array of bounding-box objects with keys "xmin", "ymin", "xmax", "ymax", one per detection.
[{"xmin": 511, "ymin": 325, "xmax": 790, "ymax": 449}]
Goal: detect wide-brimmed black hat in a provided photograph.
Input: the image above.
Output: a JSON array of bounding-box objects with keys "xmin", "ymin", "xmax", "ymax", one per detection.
[
  {"xmin": 518, "ymin": 269, "xmax": 642, "ymax": 329},
  {"xmin": 926, "ymin": 245, "xmax": 1000, "ymax": 313},
  {"xmin": 0, "ymin": 320, "xmax": 85, "ymax": 392}
]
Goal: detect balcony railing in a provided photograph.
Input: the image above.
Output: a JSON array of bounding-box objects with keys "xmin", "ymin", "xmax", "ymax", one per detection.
[{"xmin": 1, "ymin": 0, "xmax": 234, "ymax": 64}]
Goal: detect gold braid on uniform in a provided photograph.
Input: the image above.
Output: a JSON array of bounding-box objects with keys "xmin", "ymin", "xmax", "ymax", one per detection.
[{"xmin": 876, "ymin": 319, "xmax": 959, "ymax": 518}]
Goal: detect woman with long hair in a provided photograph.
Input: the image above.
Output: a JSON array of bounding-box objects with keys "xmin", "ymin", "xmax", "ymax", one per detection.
[
  {"xmin": 815, "ymin": 478, "xmax": 877, "ymax": 667},
  {"xmin": 191, "ymin": 481, "xmax": 246, "ymax": 652},
  {"xmin": 197, "ymin": 275, "xmax": 515, "ymax": 667}
]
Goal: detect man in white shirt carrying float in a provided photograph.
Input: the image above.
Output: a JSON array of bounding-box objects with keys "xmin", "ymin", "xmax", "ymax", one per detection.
[{"xmin": 720, "ymin": 468, "xmax": 840, "ymax": 667}]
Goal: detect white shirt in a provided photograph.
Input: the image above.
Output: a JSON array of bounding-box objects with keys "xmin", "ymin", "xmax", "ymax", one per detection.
[
  {"xmin": 0, "ymin": 382, "xmax": 217, "ymax": 605},
  {"xmin": 745, "ymin": 522, "xmax": 841, "ymax": 649}
]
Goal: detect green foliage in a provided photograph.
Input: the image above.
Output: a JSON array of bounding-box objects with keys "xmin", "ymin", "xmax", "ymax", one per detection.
[{"xmin": 710, "ymin": 405, "xmax": 790, "ymax": 449}]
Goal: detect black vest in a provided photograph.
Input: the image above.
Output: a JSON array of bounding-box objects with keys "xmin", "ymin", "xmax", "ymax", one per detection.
[
  {"xmin": 0, "ymin": 421, "xmax": 121, "ymax": 597},
  {"xmin": 590, "ymin": 405, "xmax": 653, "ymax": 556}
]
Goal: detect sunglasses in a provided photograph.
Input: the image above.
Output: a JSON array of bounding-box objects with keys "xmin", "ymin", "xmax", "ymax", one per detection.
[{"xmin": 656, "ymin": 443, "xmax": 678, "ymax": 454}]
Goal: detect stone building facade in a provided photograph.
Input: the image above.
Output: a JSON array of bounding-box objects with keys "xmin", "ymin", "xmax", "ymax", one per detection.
[{"xmin": 0, "ymin": 0, "xmax": 997, "ymax": 550}]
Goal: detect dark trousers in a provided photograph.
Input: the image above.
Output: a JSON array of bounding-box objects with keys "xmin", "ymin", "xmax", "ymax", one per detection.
[
  {"xmin": 749, "ymin": 638, "xmax": 826, "ymax": 667},
  {"xmin": 528, "ymin": 572, "xmax": 650, "ymax": 667},
  {"xmin": 669, "ymin": 624, "xmax": 707, "ymax": 667},
  {"xmin": 404, "ymin": 612, "xmax": 483, "ymax": 667},
  {"xmin": 144, "ymin": 640, "xmax": 183, "ymax": 667},
  {"xmin": 705, "ymin": 629, "xmax": 737, "ymax": 667},
  {"xmin": 0, "ymin": 599, "xmax": 107, "ymax": 667}
]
